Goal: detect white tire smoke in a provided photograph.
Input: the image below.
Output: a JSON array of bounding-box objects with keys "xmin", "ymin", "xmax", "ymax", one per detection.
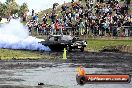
[{"xmin": 0, "ymin": 19, "xmax": 51, "ymax": 51}]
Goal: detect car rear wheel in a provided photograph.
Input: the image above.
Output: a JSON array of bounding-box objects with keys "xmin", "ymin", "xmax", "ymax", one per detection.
[
  {"xmin": 80, "ymin": 47, "xmax": 84, "ymax": 52},
  {"xmin": 66, "ymin": 45, "xmax": 71, "ymax": 52}
]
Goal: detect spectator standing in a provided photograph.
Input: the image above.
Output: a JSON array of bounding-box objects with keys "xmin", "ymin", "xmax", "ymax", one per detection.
[
  {"xmin": 79, "ymin": 19, "xmax": 85, "ymax": 35},
  {"xmin": 0, "ymin": 16, "xmax": 2, "ymax": 22},
  {"xmin": 32, "ymin": 9, "xmax": 34, "ymax": 16},
  {"xmin": 55, "ymin": 20, "xmax": 60, "ymax": 34}
]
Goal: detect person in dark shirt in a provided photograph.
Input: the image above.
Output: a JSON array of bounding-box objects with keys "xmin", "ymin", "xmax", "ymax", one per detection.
[
  {"xmin": 32, "ymin": 9, "xmax": 34, "ymax": 16},
  {"xmin": 53, "ymin": 3, "xmax": 59, "ymax": 10},
  {"xmin": 0, "ymin": 16, "xmax": 2, "ymax": 22},
  {"xmin": 100, "ymin": 0, "xmax": 104, "ymax": 3},
  {"xmin": 50, "ymin": 13, "xmax": 56, "ymax": 23},
  {"xmin": 113, "ymin": 15, "xmax": 118, "ymax": 22},
  {"xmin": 126, "ymin": 0, "xmax": 130, "ymax": 5}
]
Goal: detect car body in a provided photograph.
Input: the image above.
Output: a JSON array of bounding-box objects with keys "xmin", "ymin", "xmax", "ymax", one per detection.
[{"xmin": 40, "ymin": 35, "xmax": 87, "ymax": 52}]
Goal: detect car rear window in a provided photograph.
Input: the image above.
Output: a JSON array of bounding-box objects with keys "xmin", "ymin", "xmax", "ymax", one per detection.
[
  {"xmin": 61, "ymin": 35, "xmax": 73, "ymax": 41},
  {"xmin": 49, "ymin": 37, "xmax": 54, "ymax": 41}
]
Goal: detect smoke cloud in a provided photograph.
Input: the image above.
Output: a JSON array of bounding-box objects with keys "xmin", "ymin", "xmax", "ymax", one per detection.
[{"xmin": 0, "ymin": 19, "xmax": 51, "ymax": 51}]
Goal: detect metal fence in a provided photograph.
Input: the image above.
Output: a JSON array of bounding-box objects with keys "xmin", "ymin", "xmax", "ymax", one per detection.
[
  {"xmin": 63, "ymin": 26, "xmax": 132, "ymax": 37},
  {"xmin": 34, "ymin": 26, "xmax": 132, "ymax": 37},
  {"xmin": 110, "ymin": 26, "xmax": 132, "ymax": 37}
]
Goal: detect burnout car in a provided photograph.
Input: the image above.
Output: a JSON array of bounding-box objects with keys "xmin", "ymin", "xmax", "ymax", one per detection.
[{"xmin": 40, "ymin": 35, "xmax": 87, "ymax": 52}]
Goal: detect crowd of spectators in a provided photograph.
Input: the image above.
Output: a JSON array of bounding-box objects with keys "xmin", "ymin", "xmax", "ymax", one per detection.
[{"xmin": 26, "ymin": 0, "xmax": 132, "ymax": 37}]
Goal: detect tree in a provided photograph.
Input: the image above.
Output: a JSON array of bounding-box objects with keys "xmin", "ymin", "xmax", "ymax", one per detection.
[
  {"xmin": 0, "ymin": 2, "xmax": 7, "ymax": 17},
  {"xmin": 6, "ymin": 0, "xmax": 15, "ymax": 3},
  {"xmin": 19, "ymin": 3, "xmax": 29, "ymax": 21},
  {"xmin": 5, "ymin": 0, "xmax": 19, "ymax": 16},
  {"xmin": 0, "ymin": 0, "xmax": 29, "ymax": 18},
  {"xmin": 20, "ymin": 3, "xmax": 29, "ymax": 15}
]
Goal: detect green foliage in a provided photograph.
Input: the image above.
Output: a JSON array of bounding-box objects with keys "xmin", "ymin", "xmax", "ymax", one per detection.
[
  {"xmin": 0, "ymin": 0, "xmax": 29, "ymax": 17},
  {"xmin": 0, "ymin": 49, "xmax": 52, "ymax": 60},
  {"xmin": 0, "ymin": 4, "xmax": 7, "ymax": 17},
  {"xmin": 19, "ymin": 3, "xmax": 29, "ymax": 15},
  {"xmin": 5, "ymin": 0, "xmax": 19, "ymax": 16},
  {"xmin": 87, "ymin": 39, "xmax": 132, "ymax": 51}
]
